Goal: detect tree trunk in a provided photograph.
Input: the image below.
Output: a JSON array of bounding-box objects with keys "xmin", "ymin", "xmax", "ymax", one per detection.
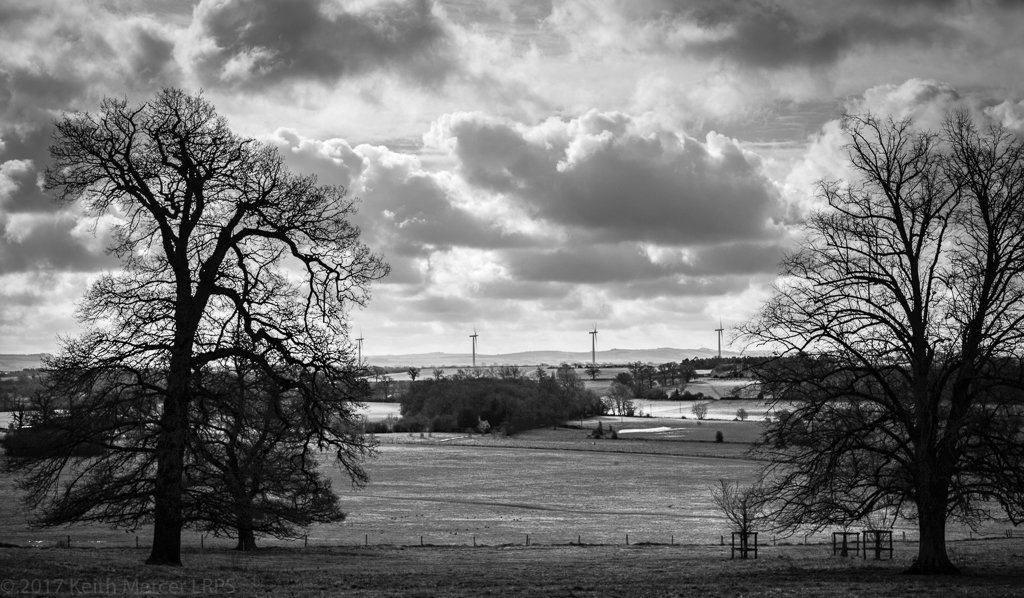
[
  {"xmin": 908, "ymin": 478, "xmax": 958, "ymax": 574},
  {"xmin": 146, "ymin": 362, "xmax": 190, "ymax": 566},
  {"xmin": 236, "ymin": 527, "xmax": 257, "ymax": 551}
]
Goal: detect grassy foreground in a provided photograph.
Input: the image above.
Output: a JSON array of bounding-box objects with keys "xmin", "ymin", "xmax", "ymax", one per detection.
[{"xmin": 3, "ymin": 540, "xmax": 1024, "ymax": 597}]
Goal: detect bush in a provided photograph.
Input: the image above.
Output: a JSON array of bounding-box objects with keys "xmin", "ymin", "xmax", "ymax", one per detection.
[
  {"xmin": 715, "ymin": 430, "xmax": 724, "ymax": 443},
  {"xmin": 364, "ymin": 421, "xmax": 390, "ymax": 434},
  {"xmin": 1, "ymin": 426, "xmax": 104, "ymax": 458},
  {"xmin": 397, "ymin": 377, "xmax": 596, "ymax": 436},
  {"xmin": 641, "ymin": 388, "xmax": 668, "ymax": 401},
  {"xmin": 430, "ymin": 414, "xmax": 458, "ymax": 433}
]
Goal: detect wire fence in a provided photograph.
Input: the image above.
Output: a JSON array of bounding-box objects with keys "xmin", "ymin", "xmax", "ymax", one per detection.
[{"xmin": 25, "ymin": 526, "xmax": 1024, "ymax": 552}]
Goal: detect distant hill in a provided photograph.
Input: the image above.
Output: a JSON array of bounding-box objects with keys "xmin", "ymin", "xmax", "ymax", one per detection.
[
  {"xmin": 0, "ymin": 348, "xmax": 757, "ymax": 372},
  {"xmin": 0, "ymin": 354, "xmax": 47, "ymax": 372},
  {"xmin": 365, "ymin": 347, "xmax": 749, "ymax": 368}
]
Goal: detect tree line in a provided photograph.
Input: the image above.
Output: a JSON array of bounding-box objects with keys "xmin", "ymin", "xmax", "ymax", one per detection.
[{"xmin": 377, "ymin": 365, "xmax": 603, "ymax": 435}]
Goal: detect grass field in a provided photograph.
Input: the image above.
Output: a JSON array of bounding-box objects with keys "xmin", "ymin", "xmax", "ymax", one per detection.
[
  {"xmin": 3, "ymin": 540, "xmax": 1024, "ymax": 596},
  {"xmin": 3, "ymin": 415, "xmax": 1023, "ymax": 596}
]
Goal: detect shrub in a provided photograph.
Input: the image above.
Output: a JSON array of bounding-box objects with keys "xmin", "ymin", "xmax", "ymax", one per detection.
[
  {"xmin": 641, "ymin": 388, "xmax": 668, "ymax": 401},
  {"xmin": 430, "ymin": 414, "xmax": 457, "ymax": 433},
  {"xmin": 609, "ymin": 425, "xmax": 618, "ymax": 440},
  {"xmin": 715, "ymin": 430, "xmax": 724, "ymax": 443},
  {"xmin": 364, "ymin": 421, "xmax": 390, "ymax": 434},
  {"xmin": 1, "ymin": 426, "xmax": 104, "ymax": 458}
]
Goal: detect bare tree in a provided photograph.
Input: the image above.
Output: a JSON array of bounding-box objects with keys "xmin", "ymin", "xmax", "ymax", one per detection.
[
  {"xmin": 407, "ymin": 367, "xmax": 420, "ymax": 382},
  {"xmin": 603, "ymin": 381, "xmax": 634, "ymax": 416},
  {"xmin": 496, "ymin": 364, "xmax": 522, "ymax": 380},
  {"xmin": 742, "ymin": 112, "xmax": 1024, "ymax": 574},
  {"xmin": 711, "ymin": 479, "xmax": 768, "ymax": 558},
  {"xmin": 691, "ymin": 402, "xmax": 709, "ymax": 421},
  {"xmin": 23, "ymin": 89, "xmax": 388, "ymax": 565}
]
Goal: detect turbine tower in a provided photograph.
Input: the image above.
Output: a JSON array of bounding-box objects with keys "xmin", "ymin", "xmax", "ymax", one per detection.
[
  {"xmin": 589, "ymin": 326, "xmax": 598, "ymax": 365},
  {"xmin": 470, "ymin": 328, "xmax": 478, "ymax": 368},
  {"xmin": 715, "ymin": 319, "xmax": 725, "ymax": 360},
  {"xmin": 356, "ymin": 333, "xmax": 364, "ymax": 365}
]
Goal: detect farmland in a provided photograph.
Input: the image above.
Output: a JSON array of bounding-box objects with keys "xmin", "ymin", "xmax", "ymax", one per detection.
[
  {"xmin": 3, "ymin": 414, "xmax": 1024, "ymax": 596},
  {"xmin": 3, "ymin": 540, "xmax": 1024, "ymax": 597},
  {"xmin": 1, "ymin": 415, "xmax": 1013, "ymax": 550}
]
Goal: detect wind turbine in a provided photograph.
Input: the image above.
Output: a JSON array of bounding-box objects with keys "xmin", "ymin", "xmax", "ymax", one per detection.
[
  {"xmin": 589, "ymin": 325, "xmax": 598, "ymax": 366},
  {"xmin": 470, "ymin": 327, "xmax": 478, "ymax": 368},
  {"xmin": 355, "ymin": 332, "xmax": 364, "ymax": 365},
  {"xmin": 715, "ymin": 319, "xmax": 725, "ymax": 360}
]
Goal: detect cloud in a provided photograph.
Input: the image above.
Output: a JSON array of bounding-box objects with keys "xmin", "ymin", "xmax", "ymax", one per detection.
[
  {"xmin": 430, "ymin": 110, "xmax": 784, "ymax": 246},
  {"xmin": 986, "ymin": 100, "xmax": 1024, "ymax": 132},
  {"xmin": 0, "ymin": 210, "xmax": 118, "ymax": 275},
  {"xmin": 849, "ymin": 78, "xmax": 963, "ymax": 129},
  {"xmin": 547, "ymin": 0, "xmax": 955, "ymax": 70},
  {"xmin": 0, "ymin": 271, "xmax": 95, "ymax": 352},
  {"xmin": 0, "ymin": 2, "xmax": 181, "ymax": 128},
  {"xmin": 0, "ymin": 159, "xmax": 41, "ymax": 213},
  {"xmin": 267, "ymin": 128, "xmax": 538, "ymax": 291},
  {"xmin": 189, "ymin": 0, "xmax": 457, "ymax": 89}
]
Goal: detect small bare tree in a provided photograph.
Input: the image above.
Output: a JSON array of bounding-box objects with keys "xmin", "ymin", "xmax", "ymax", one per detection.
[
  {"xmin": 605, "ymin": 381, "xmax": 634, "ymax": 416},
  {"xmin": 497, "ymin": 364, "xmax": 523, "ymax": 380},
  {"xmin": 711, "ymin": 479, "xmax": 769, "ymax": 558},
  {"xmin": 691, "ymin": 402, "xmax": 709, "ymax": 420}
]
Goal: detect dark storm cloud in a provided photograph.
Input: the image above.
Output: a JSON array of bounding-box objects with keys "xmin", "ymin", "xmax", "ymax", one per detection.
[
  {"xmin": 190, "ymin": 0, "xmax": 457, "ymax": 89},
  {"xmin": 437, "ymin": 111, "xmax": 782, "ymax": 246}
]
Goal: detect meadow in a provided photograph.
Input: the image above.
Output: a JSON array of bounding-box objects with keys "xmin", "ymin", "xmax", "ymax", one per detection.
[{"xmin": 4, "ymin": 415, "xmax": 1024, "ymax": 595}]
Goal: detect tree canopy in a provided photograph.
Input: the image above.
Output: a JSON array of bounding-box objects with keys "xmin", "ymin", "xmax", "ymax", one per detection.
[
  {"xmin": 15, "ymin": 89, "xmax": 388, "ymax": 565},
  {"xmin": 743, "ymin": 111, "xmax": 1024, "ymax": 574}
]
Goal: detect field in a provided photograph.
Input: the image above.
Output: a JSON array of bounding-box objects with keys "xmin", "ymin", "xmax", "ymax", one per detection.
[
  {"xmin": 3, "ymin": 412, "xmax": 1023, "ymax": 595},
  {"xmin": 3, "ymin": 540, "xmax": 1024, "ymax": 597}
]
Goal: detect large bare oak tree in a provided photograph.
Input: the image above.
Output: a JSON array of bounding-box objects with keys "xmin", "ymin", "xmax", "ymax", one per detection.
[
  {"xmin": 29, "ymin": 89, "xmax": 388, "ymax": 565},
  {"xmin": 743, "ymin": 112, "xmax": 1024, "ymax": 574}
]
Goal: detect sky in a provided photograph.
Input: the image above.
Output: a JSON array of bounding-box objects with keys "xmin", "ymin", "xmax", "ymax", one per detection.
[{"xmin": 2, "ymin": 0, "xmax": 1024, "ymax": 357}]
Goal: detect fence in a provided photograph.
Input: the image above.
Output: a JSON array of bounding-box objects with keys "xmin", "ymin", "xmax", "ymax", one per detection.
[{"xmin": 29, "ymin": 527, "xmax": 1024, "ymax": 552}]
